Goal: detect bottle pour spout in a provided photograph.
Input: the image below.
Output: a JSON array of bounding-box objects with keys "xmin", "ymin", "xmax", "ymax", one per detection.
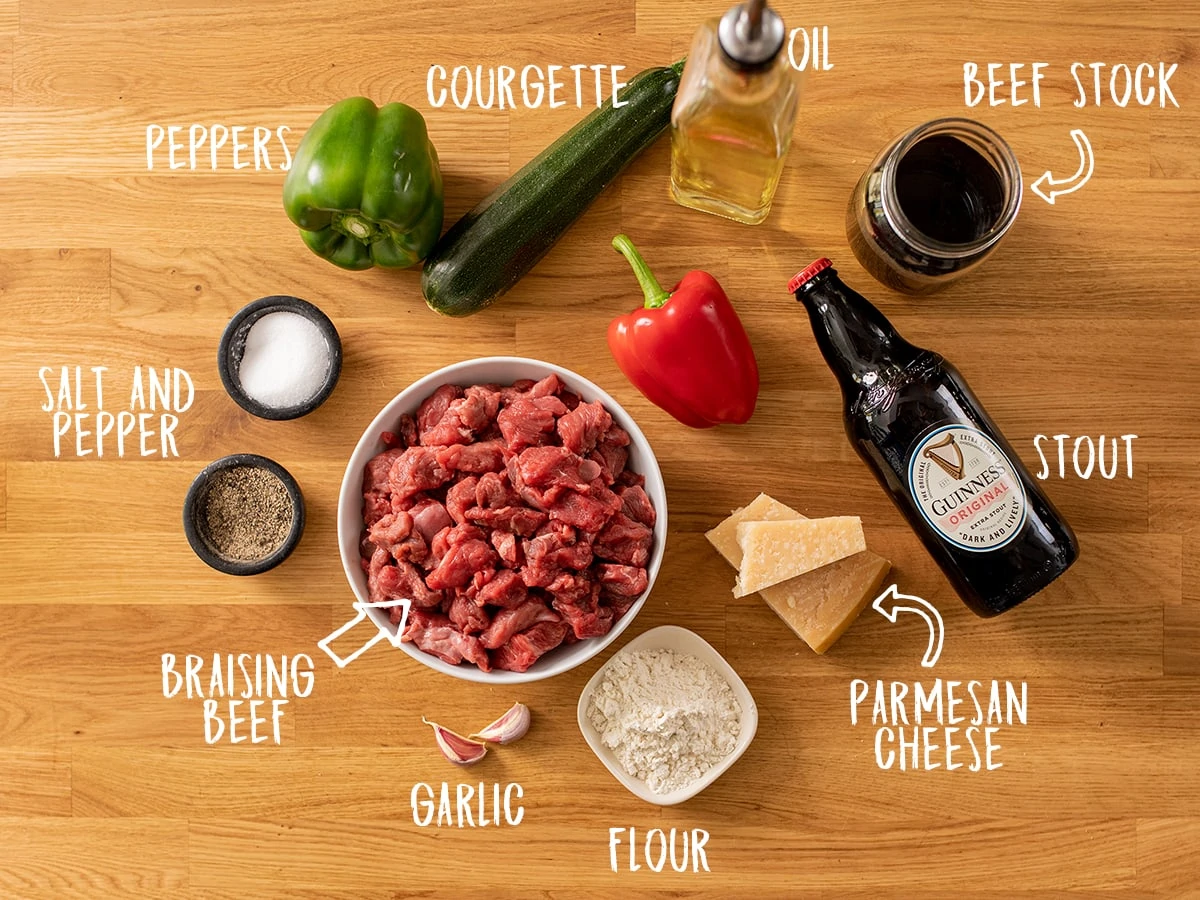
[{"xmin": 719, "ymin": 0, "xmax": 785, "ymax": 68}]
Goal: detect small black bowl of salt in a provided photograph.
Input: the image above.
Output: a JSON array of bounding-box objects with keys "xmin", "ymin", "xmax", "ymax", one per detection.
[
  {"xmin": 183, "ymin": 453, "xmax": 305, "ymax": 575},
  {"xmin": 218, "ymin": 295, "xmax": 342, "ymax": 420}
]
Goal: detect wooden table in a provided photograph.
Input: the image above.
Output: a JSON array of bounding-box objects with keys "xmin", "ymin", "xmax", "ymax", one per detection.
[{"xmin": 1, "ymin": 1, "xmax": 1197, "ymax": 896}]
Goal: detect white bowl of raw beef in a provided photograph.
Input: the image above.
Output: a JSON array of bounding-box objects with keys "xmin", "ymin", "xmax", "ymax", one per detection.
[{"xmin": 337, "ymin": 357, "xmax": 667, "ymax": 684}]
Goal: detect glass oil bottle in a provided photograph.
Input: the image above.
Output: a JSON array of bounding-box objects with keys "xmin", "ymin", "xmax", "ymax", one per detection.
[{"xmin": 670, "ymin": 0, "xmax": 799, "ymax": 225}]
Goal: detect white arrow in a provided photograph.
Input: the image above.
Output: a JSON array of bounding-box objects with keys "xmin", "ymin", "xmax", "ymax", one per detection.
[
  {"xmin": 1030, "ymin": 129, "xmax": 1094, "ymax": 205},
  {"xmin": 318, "ymin": 598, "xmax": 411, "ymax": 668},
  {"xmin": 872, "ymin": 584, "xmax": 945, "ymax": 668}
]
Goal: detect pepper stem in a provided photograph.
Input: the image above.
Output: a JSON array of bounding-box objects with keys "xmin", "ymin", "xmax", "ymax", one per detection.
[
  {"xmin": 334, "ymin": 212, "xmax": 379, "ymax": 243},
  {"xmin": 611, "ymin": 234, "xmax": 670, "ymax": 309}
]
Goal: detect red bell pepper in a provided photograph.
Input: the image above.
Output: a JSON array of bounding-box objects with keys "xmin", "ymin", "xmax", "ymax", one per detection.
[{"xmin": 607, "ymin": 234, "xmax": 759, "ymax": 428}]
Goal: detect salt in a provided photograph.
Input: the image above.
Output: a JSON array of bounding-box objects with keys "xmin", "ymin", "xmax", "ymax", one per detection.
[{"xmin": 237, "ymin": 311, "xmax": 331, "ymax": 409}]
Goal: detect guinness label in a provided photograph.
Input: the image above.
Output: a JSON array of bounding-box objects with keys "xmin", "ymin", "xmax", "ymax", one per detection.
[{"xmin": 908, "ymin": 425, "xmax": 1027, "ymax": 552}]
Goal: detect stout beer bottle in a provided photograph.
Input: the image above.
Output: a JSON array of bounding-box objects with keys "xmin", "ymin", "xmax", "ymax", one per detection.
[{"xmin": 789, "ymin": 258, "xmax": 1078, "ymax": 616}]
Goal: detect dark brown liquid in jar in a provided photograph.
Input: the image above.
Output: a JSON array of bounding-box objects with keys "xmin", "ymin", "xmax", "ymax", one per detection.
[
  {"xmin": 895, "ymin": 135, "xmax": 1004, "ymax": 244},
  {"xmin": 847, "ymin": 119, "xmax": 1020, "ymax": 295}
]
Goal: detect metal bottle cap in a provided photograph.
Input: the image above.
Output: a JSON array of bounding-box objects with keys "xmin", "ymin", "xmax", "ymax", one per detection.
[{"xmin": 718, "ymin": 0, "xmax": 786, "ymax": 68}]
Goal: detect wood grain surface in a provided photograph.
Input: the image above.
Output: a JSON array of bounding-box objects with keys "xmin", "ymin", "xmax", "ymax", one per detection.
[{"xmin": 1, "ymin": 0, "xmax": 1198, "ymax": 897}]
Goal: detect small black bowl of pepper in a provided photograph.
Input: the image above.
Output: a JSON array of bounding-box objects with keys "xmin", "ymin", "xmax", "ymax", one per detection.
[{"xmin": 183, "ymin": 453, "xmax": 305, "ymax": 575}]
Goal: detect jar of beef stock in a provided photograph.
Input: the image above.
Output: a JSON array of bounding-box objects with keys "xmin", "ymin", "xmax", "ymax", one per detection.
[{"xmin": 847, "ymin": 118, "xmax": 1022, "ymax": 294}]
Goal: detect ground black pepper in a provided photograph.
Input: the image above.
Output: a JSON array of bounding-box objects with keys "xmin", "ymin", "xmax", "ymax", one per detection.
[{"xmin": 202, "ymin": 465, "xmax": 293, "ymax": 561}]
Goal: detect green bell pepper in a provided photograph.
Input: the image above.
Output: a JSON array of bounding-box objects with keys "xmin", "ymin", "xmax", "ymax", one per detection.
[{"xmin": 283, "ymin": 97, "xmax": 443, "ymax": 270}]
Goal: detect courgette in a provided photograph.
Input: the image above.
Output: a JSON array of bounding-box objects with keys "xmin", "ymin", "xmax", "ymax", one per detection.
[{"xmin": 421, "ymin": 61, "xmax": 684, "ymax": 317}]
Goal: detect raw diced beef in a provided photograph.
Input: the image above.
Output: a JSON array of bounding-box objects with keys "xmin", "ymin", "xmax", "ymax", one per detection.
[
  {"xmin": 475, "ymin": 471, "xmax": 518, "ymax": 508},
  {"xmin": 617, "ymin": 484, "xmax": 656, "ymax": 528},
  {"xmin": 514, "ymin": 446, "xmax": 602, "ymax": 490},
  {"xmin": 549, "ymin": 576, "xmax": 613, "ymax": 639},
  {"xmin": 597, "ymin": 564, "xmax": 649, "ymax": 598},
  {"xmin": 373, "ymin": 559, "xmax": 443, "ymax": 609},
  {"xmin": 497, "ymin": 396, "xmax": 566, "ymax": 450},
  {"xmin": 389, "ymin": 447, "xmax": 452, "ymax": 500},
  {"xmin": 548, "ymin": 479, "xmax": 621, "ymax": 532},
  {"xmin": 426, "ymin": 535, "xmax": 497, "ymax": 591},
  {"xmin": 360, "ymin": 378, "xmax": 656, "ymax": 673},
  {"xmin": 369, "ymin": 511, "xmax": 427, "ymax": 564},
  {"xmin": 364, "ymin": 448, "xmax": 406, "ymax": 494},
  {"xmin": 472, "ymin": 568, "xmax": 528, "ymax": 609},
  {"xmin": 449, "ymin": 591, "xmax": 491, "ymax": 634},
  {"xmin": 446, "ymin": 476, "xmax": 481, "ymax": 524},
  {"xmin": 594, "ymin": 512, "xmax": 654, "ymax": 567},
  {"xmin": 528, "ymin": 373, "xmax": 561, "ymax": 399},
  {"xmin": 409, "ymin": 498, "xmax": 453, "ymax": 543},
  {"xmin": 397, "ymin": 413, "xmax": 418, "ymax": 447},
  {"xmin": 417, "ymin": 384, "xmax": 461, "ymax": 437},
  {"xmin": 522, "ymin": 532, "xmax": 593, "ymax": 588},
  {"xmin": 403, "ymin": 610, "xmax": 491, "ymax": 671},
  {"xmin": 437, "ymin": 440, "xmax": 506, "ymax": 474},
  {"xmin": 363, "ymin": 491, "xmax": 391, "ymax": 528},
  {"xmin": 498, "ymin": 379, "xmax": 537, "ymax": 406},
  {"xmin": 368, "ymin": 511, "xmax": 412, "ymax": 550},
  {"xmin": 491, "ymin": 621, "xmax": 570, "ymax": 672},
  {"xmin": 590, "ymin": 425, "xmax": 631, "ymax": 484},
  {"xmin": 607, "ymin": 593, "xmax": 640, "ymax": 618},
  {"xmin": 424, "ymin": 385, "xmax": 502, "ymax": 446},
  {"xmin": 480, "ymin": 600, "xmax": 561, "ymax": 650},
  {"xmin": 557, "ymin": 401, "xmax": 612, "ymax": 456},
  {"xmin": 545, "ymin": 571, "xmax": 594, "ymax": 605},
  {"xmin": 466, "ymin": 505, "xmax": 548, "ymax": 536},
  {"xmin": 615, "ymin": 468, "xmax": 644, "ymax": 489},
  {"xmin": 491, "ymin": 531, "xmax": 522, "ymax": 568}
]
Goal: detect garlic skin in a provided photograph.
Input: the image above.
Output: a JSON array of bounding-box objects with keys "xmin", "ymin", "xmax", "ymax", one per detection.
[
  {"xmin": 423, "ymin": 717, "xmax": 487, "ymax": 765},
  {"xmin": 469, "ymin": 702, "xmax": 531, "ymax": 745}
]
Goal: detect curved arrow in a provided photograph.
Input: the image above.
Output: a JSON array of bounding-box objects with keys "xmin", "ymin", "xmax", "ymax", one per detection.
[
  {"xmin": 872, "ymin": 584, "xmax": 945, "ymax": 668},
  {"xmin": 1031, "ymin": 129, "xmax": 1094, "ymax": 205}
]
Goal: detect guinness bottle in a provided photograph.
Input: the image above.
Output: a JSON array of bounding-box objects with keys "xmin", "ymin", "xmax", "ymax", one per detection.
[{"xmin": 789, "ymin": 258, "xmax": 1078, "ymax": 616}]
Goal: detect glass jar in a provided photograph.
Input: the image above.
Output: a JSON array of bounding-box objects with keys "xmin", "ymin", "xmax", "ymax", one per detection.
[
  {"xmin": 847, "ymin": 118, "xmax": 1022, "ymax": 294},
  {"xmin": 670, "ymin": 2, "xmax": 800, "ymax": 225}
]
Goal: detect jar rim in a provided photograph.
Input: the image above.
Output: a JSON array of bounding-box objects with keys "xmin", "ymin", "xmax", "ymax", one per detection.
[{"xmin": 879, "ymin": 117, "xmax": 1023, "ymax": 261}]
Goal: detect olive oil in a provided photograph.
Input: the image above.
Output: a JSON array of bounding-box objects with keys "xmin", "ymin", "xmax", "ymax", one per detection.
[{"xmin": 670, "ymin": 0, "xmax": 799, "ymax": 225}]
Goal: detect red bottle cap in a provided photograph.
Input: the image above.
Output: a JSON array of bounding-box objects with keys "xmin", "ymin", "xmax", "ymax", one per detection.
[{"xmin": 787, "ymin": 258, "xmax": 833, "ymax": 293}]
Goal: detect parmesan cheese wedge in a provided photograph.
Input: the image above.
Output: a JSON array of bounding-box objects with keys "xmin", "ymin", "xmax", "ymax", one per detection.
[
  {"xmin": 705, "ymin": 493, "xmax": 801, "ymax": 566},
  {"xmin": 765, "ymin": 551, "xmax": 892, "ymax": 653},
  {"xmin": 734, "ymin": 517, "xmax": 866, "ymax": 597},
  {"xmin": 707, "ymin": 495, "xmax": 890, "ymax": 653}
]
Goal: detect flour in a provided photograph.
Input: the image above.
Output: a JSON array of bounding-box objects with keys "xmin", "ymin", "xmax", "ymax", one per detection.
[{"xmin": 587, "ymin": 649, "xmax": 742, "ymax": 795}]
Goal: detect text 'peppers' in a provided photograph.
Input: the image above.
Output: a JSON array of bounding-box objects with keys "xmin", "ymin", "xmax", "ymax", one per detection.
[
  {"xmin": 607, "ymin": 234, "xmax": 759, "ymax": 428},
  {"xmin": 282, "ymin": 97, "xmax": 443, "ymax": 271}
]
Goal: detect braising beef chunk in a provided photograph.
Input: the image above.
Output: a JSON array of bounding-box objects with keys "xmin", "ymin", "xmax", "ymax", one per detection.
[
  {"xmin": 557, "ymin": 401, "xmax": 612, "ymax": 456},
  {"xmin": 491, "ymin": 621, "xmax": 571, "ymax": 672},
  {"xmin": 594, "ymin": 512, "xmax": 654, "ymax": 567},
  {"xmin": 389, "ymin": 447, "xmax": 452, "ymax": 500},
  {"xmin": 360, "ymin": 377, "xmax": 657, "ymax": 672},
  {"xmin": 598, "ymin": 563, "xmax": 650, "ymax": 598},
  {"xmin": 498, "ymin": 396, "xmax": 567, "ymax": 450},
  {"xmin": 617, "ymin": 485, "xmax": 657, "ymax": 528},
  {"xmin": 403, "ymin": 609, "xmax": 491, "ymax": 671}
]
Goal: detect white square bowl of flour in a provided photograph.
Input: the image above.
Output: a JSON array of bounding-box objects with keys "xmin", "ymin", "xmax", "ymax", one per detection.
[{"xmin": 577, "ymin": 625, "xmax": 758, "ymax": 805}]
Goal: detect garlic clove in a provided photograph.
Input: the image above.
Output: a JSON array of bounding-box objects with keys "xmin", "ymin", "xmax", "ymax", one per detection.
[
  {"xmin": 469, "ymin": 701, "xmax": 531, "ymax": 745},
  {"xmin": 423, "ymin": 717, "xmax": 488, "ymax": 765}
]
